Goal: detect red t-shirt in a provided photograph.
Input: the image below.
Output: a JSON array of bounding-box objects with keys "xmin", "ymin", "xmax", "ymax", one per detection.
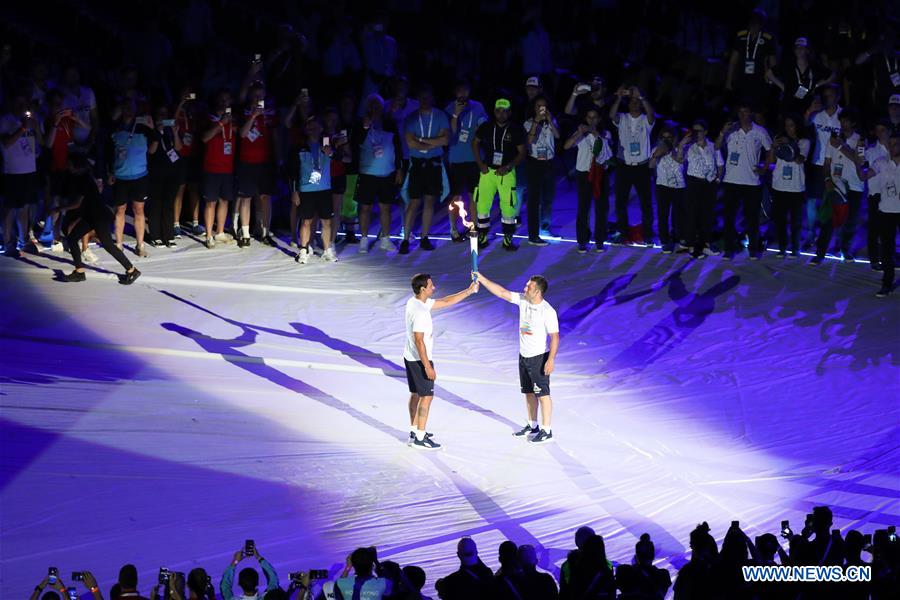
[
  {"xmin": 49, "ymin": 117, "xmax": 75, "ymax": 172},
  {"xmin": 176, "ymin": 111, "xmax": 197, "ymax": 158},
  {"xmin": 203, "ymin": 118, "xmax": 235, "ymax": 174},
  {"xmin": 238, "ymin": 109, "xmax": 278, "ymax": 164}
]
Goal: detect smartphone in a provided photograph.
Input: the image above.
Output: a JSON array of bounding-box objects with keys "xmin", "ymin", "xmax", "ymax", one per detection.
[
  {"xmin": 310, "ymin": 569, "xmax": 328, "ymax": 580},
  {"xmin": 731, "ymin": 520, "xmax": 740, "ymax": 529},
  {"xmin": 340, "ymin": 129, "xmax": 347, "ymax": 138},
  {"xmin": 67, "ymin": 587, "xmax": 78, "ymax": 600},
  {"xmin": 49, "ymin": 567, "xmax": 59, "ymax": 586},
  {"xmin": 158, "ymin": 567, "xmax": 170, "ymax": 585},
  {"xmin": 322, "ymin": 136, "xmax": 330, "ymax": 146},
  {"xmin": 253, "ymin": 53, "xmax": 262, "ymax": 63},
  {"xmin": 244, "ymin": 539, "xmax": 255, "ymax": 556},
  {"xmin": 161, "ymin": 119, "xmax": 175, "ymax": 127},
  {"xmin": 889, "ymin": 526, "xmax": 897, "ymax": 543},
  {"xmin": 72, "ymin": 572, "xmax": 85, "ymax": 582},
  {"xmin": 781, "ymin": 520, "xmax": 791, "ymax": 536},
  {"xmin": 25, "ymin": 110, "xmax": 32, "ymax": 118},
  {"xmin": 225, "ymin": 107, "xmax": 232, "ymax": 115},
  {"xmin": 301, "ymin": 88, "xmax": 309, "ymax": 98},
  {"xmin": 576, "ymin": 84, "xmax": 591, "ymax": 93},
  {"xmin": 187, "ymin": 93, "xmax": 197, "ymax": 100}
]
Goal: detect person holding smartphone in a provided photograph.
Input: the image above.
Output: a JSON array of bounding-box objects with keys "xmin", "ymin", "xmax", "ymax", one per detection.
[
  {"xmin": 220, "ymin": 544, "xmax": 280, "ymax": 600},
  {"xmin": 649, "ymin": 126, "xmax": 686, "ymax": 254},
  {"xmin": 147, "ymin": 104, "xmax": 183, "ymax": 247},
  {"xmin": 524, "ymin": 96, "xmax": 560, "ymax": 245},
  {"xmin": 768, "ymin": 114, "xmax": 810, "ymax": 258},
  {"xmin": 564, "ymin": 108, "xmax": 614, "ymax": 253},
  {"xmin": 292, "ymin": 115, "xmax": 338, "ymax": 264},
  {"xmin": 200, "ymin": 90, "xmax": 237, "ymax": 249},
  {"xmin": 445, "ymin": 80, "xmax": 488, "ymax": 242},
  {"xmin": 1, "ymin": 91, "xmax": 44, "ymax": 256},
  {"xmin": 684, "ymin": 119, "xmax": 725, "ymax": 258},
  {"xmin": 236, "ymin": 81, "xmax": 280, "ymax": 247},
  {"xmin": 173, "ymin": 87, "xmax": 204, "ymax": 238}
]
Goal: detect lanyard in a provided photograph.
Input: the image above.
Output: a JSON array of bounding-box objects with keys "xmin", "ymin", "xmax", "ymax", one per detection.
[
  {"xmin": 628, "ymin": 114, "xmax": 643, "ymax": 142},
  {"xmin": 493, "ymin": 124, "xmax": 507, "ymax": 155},
  {"xmin": 796, "ymin": 66, "xmax": 813, "ymax": 88},
  {"xmin": 222, "ymin": 121, "xmax": 231, "ymax": 142},
  {"xmin": 418, "ymin": 110, "xmax": 433, "ymax": 138},
  {"xmin": 745, "ymin": 32, "xmax": 762, "ymax": 61},
  {"xmin": 887, "ymin": 55, "xmax": 898, "ymax": 73}
]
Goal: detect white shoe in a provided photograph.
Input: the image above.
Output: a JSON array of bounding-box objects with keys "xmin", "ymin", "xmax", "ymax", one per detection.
[
  {"xmin": 82, "ymin": 248, "xmax": 99, "ymax": 264},
  {"xmin": 50, "ymin": 240, "xmax": 64, "ymax": 252},
  {"xmin": 322, "ymin": 247, "xmax": 338, "ymax": 262},
  {"xmin": 137, "ymin": 243, "xmax": 149, "ymax": 258},
  {"xmin": 379, "ymin": 236, "xmax": 395, "ymax": 251},
  {"xmin": 214, "ymin": 232, "xmax": 234, "ymax": 244},
  {"xmin": 206, "ymin": 236, "xmax": 216, "ymax": 249},
  {"xmin": 296, "ymin": 247, "xmax": 310, "ymax": 265}
]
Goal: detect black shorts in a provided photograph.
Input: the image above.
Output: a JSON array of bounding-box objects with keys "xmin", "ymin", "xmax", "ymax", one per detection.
[
  {"xmin": 331, "ymin": 174, "xmax": 347, "ymax": 194},
  {"xmin": 113, "ymin": 176, "xmax": 149, "ymax": 206},
  {"xmin": 49, "ymin": 170, "xmax": 72, "ymax": 198},
  {"xmin": 408, "ymin": 157, "xmax": 443, "ymax": 198},
  {"xmin": 203, "ymin": 172, "xmax": 235, "ymax": 203},
  {"xmin": 299, "ymin": 189, "xmax": 334, "ymax": 220},
  {"xmin": 236, "ymin": 161, "xmax": 276, "ymax": 197},
  {"xmin": 449, "ymin": 162, "xmax": 480, "ymax": 196},
  {"xmin": 519, "ymin": 353, "xmax": 551, "ymax": 396},
  {"xmin": 2, "ymin": 172, "xmax": 39, "ymax": 208},
  {"xmin": 405, "ymin": 359, "xmax": 435, "ymax": 396},
  {"xmin": 806, "ymin": 164, "xmax": 826, "ymax": 199},
  {"xmin": 356, "ymin": 173, "xmax": 399, "ymax": 205}
]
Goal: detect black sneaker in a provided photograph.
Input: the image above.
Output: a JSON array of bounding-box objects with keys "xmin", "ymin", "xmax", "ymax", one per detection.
[
  {"xmin": 478, "ymin": 231, "xmax": 489, "ymax": 248},
  {"xmin": 502, "ymin": 235, "xmax": 517, "ymax": 251},
  {"xmin": 513, "ymin": 424, "xmax": 540, "ymax": 437},
  {"xmin": 407, "ymin": 432, "xmax": 434, "ymax": 443},
  {"xmin": 63, "ymin": 270, "xmax": 86, "ymax": 282},
  {"xmin": 809, "ymin": 255, "xmax": 824, "ymax": 266},
  {"xmin": 875, "ymin": 286, "xmax": 891, "ymax": 298},
  {"xmin": 529, "ymin": 429, "xmax": 554, "ymax": 444},
  {"xmin": 420, "ymin": 236, "xmax": 435, "ymax": 251},
  {"xmin": 528, "ymin": 237, "xmax": 549, "ymax": 247},
  {"xmin": 871, "ymin": 261, "xmax": 883, "ymax": 271},
  {"xmin": 412, "ymin": 436, "xmax": 441, "ymax": 450},
  {"xmin": 240, "ymin": 237, "xmax": 251, "ymax": 248},
  {"xmin": 344, "ymin": 231, "xmax": 359, "ymax": 244},
  {"xmin": 661, "ymin": 243, "xmax": 674, "ymax": 254},
  {"xmin": 120, "ymin": 268, "xmax": 141, "ymax": 285},
  {"xmin": 399, "ymin": 239, "xmax": 410, "ymax": 254},
  {"xmin": 450, "ymin": 231, "xmax": 466, "ymax": 244},
  {"xmin": 577, "ymin": 244, "xmax": 588, "ymax": 254},
  {"xmin": 262, "ymin": 234, "xmax": 278, "ymax": 247}
]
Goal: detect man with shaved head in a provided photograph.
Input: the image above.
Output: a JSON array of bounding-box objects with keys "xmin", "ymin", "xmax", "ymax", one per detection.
[{"xmin": 435, "ymin": 538, "xmax": 495, "ymax": 599}]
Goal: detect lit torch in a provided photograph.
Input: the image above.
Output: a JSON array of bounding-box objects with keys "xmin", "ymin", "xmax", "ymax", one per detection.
[{"xmin": 451, "ymin": 199, "xmax": 478, "ymax": 282}]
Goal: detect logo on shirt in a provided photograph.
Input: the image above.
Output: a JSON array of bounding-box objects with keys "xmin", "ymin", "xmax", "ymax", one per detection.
[
  {"xmin": 533, "ymin": 383, "xmax": 542, "ymax": 394},
  {"xmin": 520, "ymin": 324, "xmax": 533, "ymax": 336}
]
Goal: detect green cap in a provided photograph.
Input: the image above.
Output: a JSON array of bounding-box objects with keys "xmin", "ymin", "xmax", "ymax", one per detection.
[{"xmin": 494, "ymin": 98, "xmax": 511, "ymax": 110}]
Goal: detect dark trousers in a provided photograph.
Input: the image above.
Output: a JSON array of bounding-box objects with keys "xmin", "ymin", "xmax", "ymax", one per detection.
[
  {"xmin": 526, "ymin": 158, "xmax": 556, "ymax": 237},
  {"xmin": 614, "ymin": 163, "xmax": 653, "ymax": 239},
  {"xmin": 575, "ymin": 170, "xmax": 609, "ymax": 245},
  {"xmin": 880, "ymin": 211, "xmax": 899, "ymax": 290},
  {"xmin": 771, "ymin": 189, "xmax": 804, "ymax": 254},
  {"xmin": 723, "ymin": 183, "xmax": 763, "ymax": 253},
  {"xmin": 148, "ymin": 173, "xmax": 179, "ymax": 243},
  {"xmin": 868, "ymin": 194, "xmax": 883, "ymax": 265},
  {"xmin": 816, "ymin": 190, "xmax": 862, "ymax": 258},
  {"xmin": 655, "ymin": 184, "xmax": 685, "ymax": 246},
  {"xmin": 685, "ymin": 176, "xmax": 717, "ymax": 250},
  {"xmin": 66, "ymin": 217, "xmax": 133, "ymax": 271}
]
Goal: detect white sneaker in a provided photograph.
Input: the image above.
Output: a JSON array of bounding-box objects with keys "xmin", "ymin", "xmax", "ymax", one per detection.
[
  {"xmin": 214, "ymin": 232, "xmax": 234, "ymax": 244},
  {"xmin": 379, "ymin": 236, "xmax": 395, "ymax": 251},
  {"xmin": 206, "ymin": 236, "xmax": 216, "ymax": 249},
  {"xmin": 296, "ymin": 247, "xmax": 310, "ymax": 265},
  {"xmin": 322, "ymin": 247, "xmax": 338, "ymax": 262},
  {"xmin": 49, "ymin": 240, "xmax": 64, "ymax": 252},
  {"xmin": 137, "ymin": 243, "xmax": 149, "ymax": 258},
  {"xmin": 82, "ymin": 248, "xmax": 99, "ymax": 264},
  {"xmin": 358, "ymin": 240, "xmax": 368, "ymax": 253}
]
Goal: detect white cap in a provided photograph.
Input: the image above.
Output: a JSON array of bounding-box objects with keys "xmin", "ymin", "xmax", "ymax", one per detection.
[
  {"xmin": 890, "ymin": 94, "xmax": 900, "ymax": 106},
  {"xmin": 525, "ymin": 76, "xmax": 541, "ymax": 88}
]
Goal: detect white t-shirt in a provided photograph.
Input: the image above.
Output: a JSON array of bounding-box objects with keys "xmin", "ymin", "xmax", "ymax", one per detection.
[
  {"xmin": 810, "ymin": 106, "xmax": 842, "ymax": 166},
  {"xmin": 772, "ymin": 138, "xmax": 810, "ymax": 193},
  {"xmin": 685, "ymin": 142, "xmax": 724, "ymax": 182},
  {"xmin": 865, "ymin": 143, "xmax": 889, "ymax": 197},
  {"xmin": 825, "ymin": 132, "xmax": 864, "ymax": 192},
  {"xmin": 723, "ymin": 124, "xmax": 772, "ymax": 186},
  {"xmin": 654, "ymin": 150, "xmax": 686, "ymax": 189},
  {"xmin": 574, "ymin": 130, "xmax": 613, "ymax": 172},
  {"xmin": 615, "ymin": 113, "xmax": 653, "ymax": 165},
  {"xmin": 524, "ymin": 117, "xmax": 558, "ymax": 160},
  {"xmin": 870, "ymin": 158, "xmax": 900, "ymax": 213},
  {"xmin": 508, "ymin": 292, "xmax": 559, "ymax": 358},
  {"xmin": 403, "ymin": 297, "xmax": 435, "ymax": 362},
  {"xmin": 61, "ymin": 85, "xmax": 96, "ymax": 144},
  {"xmin": 0, "ymin": 114, "xmax": 39, "ymax": 174}
]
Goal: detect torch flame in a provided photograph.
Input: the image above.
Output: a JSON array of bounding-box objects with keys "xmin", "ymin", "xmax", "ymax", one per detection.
[{"xmin": 451, "ymin": 199, "xmax": 474, "ymax": 231}]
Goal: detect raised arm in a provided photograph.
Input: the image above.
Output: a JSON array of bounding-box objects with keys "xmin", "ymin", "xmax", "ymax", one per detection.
[
  {"xmin": 433, "ymin": 280, "xmax": 479, "ymax": 310},
  {"xmin": 475, "ymin": 271, "xmax": 513, "ymax": 302}
]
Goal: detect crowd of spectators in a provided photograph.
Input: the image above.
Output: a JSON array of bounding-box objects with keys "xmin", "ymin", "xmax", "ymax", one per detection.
[
  {"xmin": 1, "ymin": 1, "xmax": 899, "ymax": 294},
  {"xmin": 26, "ymin": 506, "xmax": 900, "ymax": 599}
]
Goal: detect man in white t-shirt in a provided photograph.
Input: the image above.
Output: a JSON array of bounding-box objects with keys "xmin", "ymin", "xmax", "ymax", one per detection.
[
  {"xmin": 609, "ymin": 86, "xmax": 656, "ymax": 245},
  {"xmin": 865, "ymin": 119, "xmax": 892, "ymax": 270},
  {"xmin": 804, "ymin": 84, "xmax": 842, "ymax": 247},
  {"xmin": 717, "ymin": 100, "xmax": 772, "ymax": 260},
  {"xmin": 475, "ymin": 271, "xmax": 560, "ymax": 444},
  {"xmin": 865, "ymin": 132, "xmax": 900, "ymax": 297},
  {"xmin": 1, "ymin": 91, "xmax": 44, "ymax": 255},
  {"xmin": 404, "ymin": 273, "xmax": 479, "ymax": 450},
  {"xmin": 59, "ymin": 65, "xmax": 98, "ymax": 148}
]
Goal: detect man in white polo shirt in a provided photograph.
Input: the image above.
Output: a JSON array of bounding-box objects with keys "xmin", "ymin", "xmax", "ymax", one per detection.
[
  {"xmin": 804, "ymin": 84, "xmax": 842, "ymax": 247},
  {"xmin": 717, "ymin": 100, "xmax": 772, "ymax": 260},
  {"xmin": 866, "ymin": 131, "xmax": 900, "ymax": 297},
  {"xmin": 404, "ymin": 273, "xmax": 479, "ymax": 450},
  {"xmin": 609, "ymin": 85, "xmax": 656, "ymax": 245},
  {"xmin": 475, "ymin": 271, "xmax": 560, "ymax": 444}
]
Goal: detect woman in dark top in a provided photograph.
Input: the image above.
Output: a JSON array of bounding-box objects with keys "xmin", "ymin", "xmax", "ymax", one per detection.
[{"xmin": 147, "ymin": 104, "xmax": 183, "ymax": 247}]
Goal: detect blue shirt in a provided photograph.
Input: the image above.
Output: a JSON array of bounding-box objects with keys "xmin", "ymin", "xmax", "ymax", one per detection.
[
  {"xmin": 220, "ymin": 558, "xmax": 279, "ymax": 600},
  {"xmin": 111, "ymin": 124, "xmax": 149, "ymax": 180},
  {"xmin": 445, "ymin": 101, "xmax": 488, "ymax": 163},
  {"xmin": 362, "ymin": 32, "xmax": 397, "ymax": 76},
  {"xmin": 403, "ymin": 109, "xmax": 450, "ymax": 159},
  {"xmin": 299, "ymin": 143, "xmax": 332, "ymax": 192},
  {"xmin": 359, "ymin": 126, "xmax": 398, "ymax": 177}
]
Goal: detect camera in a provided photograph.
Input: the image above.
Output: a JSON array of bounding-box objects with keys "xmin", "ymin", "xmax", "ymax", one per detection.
[
  {"xmin": 225, "ymin": 107, "xmax": 232, "ymax": 115},
  {"xmin": 290, "ymin": 570, "xmax": 328, "ymax": 582},
  {"xmin": 48, "ymin": 567, "xmax": 59, "ymax": 585},
  {"xmin": 253, "ymin": 53, "xmax": 262, "ymax": 63},
  {"xmin": 575, "ymin": 84, "xmax": 591, "ymax": 94},
  {"xmin": 187, "ymin": 93, "xmax": 197, "ymax": 100},
  {"xmin": 244, "ymin": 539, "xmax": 255, "ymax": 556},
  {"xmin": 72, "ymin": 572, "xmax": 85, "ymax": 582},
  {"xmin": 889, "ymin": 526, "xmax": 897, "ymax": 543},
  {"xmin": 257, "ymin": 99, "xmax": 265, "ymax": 109},
  {"xmin": 781, "ymin": 520, "xmax": 792, "ymax": 538},
  {"xmin": 159, "ymin": 568, "xmax": 171, "ymax": 585}
]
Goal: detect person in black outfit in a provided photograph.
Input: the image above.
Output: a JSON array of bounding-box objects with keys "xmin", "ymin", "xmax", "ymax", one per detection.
[
  {"xmin": 434, "ymin": 538, "xmax": 495, "ymax": 600},
  {"xmin": 518, "ymin": 544, "xmax": 558, "ymax": 600},
  {"xmin": 673, "ymin": 522, "xmax": 719, "ymax": 600},
  {"xmin": 60, "ymin": 152, "xmax": 140, "ymax": 284},
  {"xmin": 147, "ymin": 104, "xmax": 183, "ymax": 247},
  {"xmin": 494, "ymin": 540, "xmax": 525, "ymax": 600},
  {"xmin": 616, "ymin": 533, "xmax": 671, "ymax": 600},
  {"xmin": 562, "ymin": 534, "xmax": 615, "ymax": 600}
]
